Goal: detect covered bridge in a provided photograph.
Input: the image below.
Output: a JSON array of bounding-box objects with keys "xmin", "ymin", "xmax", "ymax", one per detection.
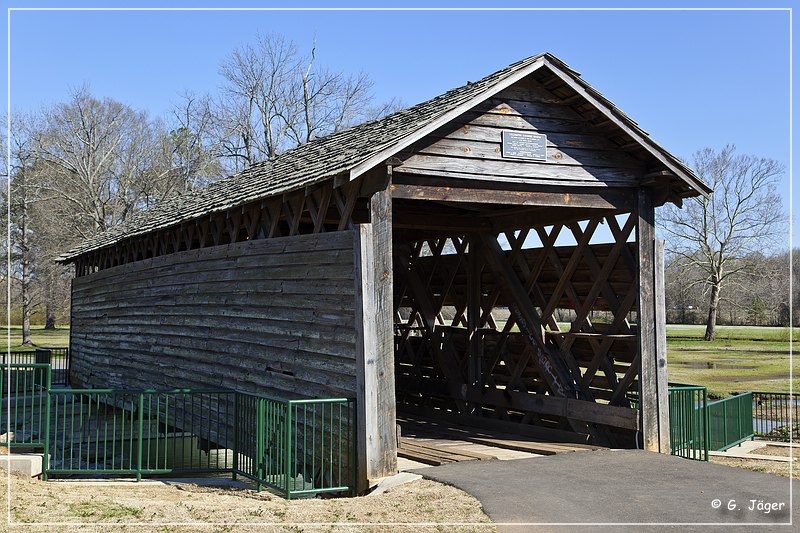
[{"xmin": 58, "ymin": 53, "xmax": 710, "ymax": 488}]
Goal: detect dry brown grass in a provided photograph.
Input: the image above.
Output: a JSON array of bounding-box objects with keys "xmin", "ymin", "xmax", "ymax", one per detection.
[
  {"xmin": 2, "ymin": 472, "xmax": 493, "ymax": 532},
  {"xmin": 749, "ymin": 445, "xmax": 800, "ymax": 458},
  {"xmin": 710, "ymin": 456, "xmax": 798, "ymax": 480}
]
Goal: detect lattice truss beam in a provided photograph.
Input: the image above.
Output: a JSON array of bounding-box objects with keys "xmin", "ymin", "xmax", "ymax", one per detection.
[
  {"xmin": 75, "ymin": 178, "xmax": 366, "ymax": 276},
  {"xmin": 393, "ymin": 213, "xmax": 640, "ymax": 444}
]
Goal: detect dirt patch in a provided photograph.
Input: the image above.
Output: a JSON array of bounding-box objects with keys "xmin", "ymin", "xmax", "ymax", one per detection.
[
  {"xmin": 750, "ymin": 445, "xmax": 800, "ymax": 458},
  {"xmin": 714, "ymin": 373, "xmax": 789, "ymax": 382},
  {"xmin": 710, "ymin": 456, "xmax": 798, "ymax": 480},
  {"xmin": 2, "ymin": 472, "xmax": 494, "ymax": 532},
  {"xmin": 673, "ymin": 361, "xmax": 757, "ymax": 370}
]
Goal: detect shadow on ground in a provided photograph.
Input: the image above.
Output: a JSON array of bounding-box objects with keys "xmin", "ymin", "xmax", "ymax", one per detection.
[{"xmin": 415, "ymin": 448, "xmax": 797, "ymax": 532}]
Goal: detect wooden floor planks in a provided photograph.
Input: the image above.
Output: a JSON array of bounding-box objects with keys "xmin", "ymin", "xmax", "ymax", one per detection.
[{"xmin": 397, "ymin": 412, "xmax": 607, "ymax": 465}]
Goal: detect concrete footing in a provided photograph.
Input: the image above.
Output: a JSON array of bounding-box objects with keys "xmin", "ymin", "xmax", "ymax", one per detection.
[{"xmin": 0, "ymin": 453, "xmax": 45, "ymax": 477}]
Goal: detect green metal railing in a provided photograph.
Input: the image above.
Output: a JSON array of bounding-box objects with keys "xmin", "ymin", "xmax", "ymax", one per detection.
[
  {"xmin": 0, "ymin": 363, "xmax": 51, "ymax": 448},
  {"xmin": 707, "ymin": 392, "xmax": 754, "ymax": 451},
  {"xmin": 4, "ymin": 349, "xmax": 70, "ymax": 387},
  {"xmin": 46, "ymin": 389, "xmax": 236, "ymax": 480},
  {"xmin": 285, "ymin": 398, "xmax": 356, "ymax": 498},
  {"xmin": 233, "ymin": 394, "xmax": 356, "ymax": 499},
  {"xmin": 0, "ymin": 364, "xmax": 355, "ymax": 498},
  {"xmin": 668, "ymin": 385, "xmax": 708, "ymax": 461},
  {"xmin": 752, "ymin": 392, "xmax": 799, "ymax": 441}
]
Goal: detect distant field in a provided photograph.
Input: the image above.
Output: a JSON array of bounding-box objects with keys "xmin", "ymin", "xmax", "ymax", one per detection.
[
  {"xmin": 666, "ymin": 324, "xmax": 798, "ymax": 342},
  {"xmin": 2, "ymin": 326, "xmax": 70, "ymax": 351},
  {"xmin": 666, "ymin": 325, "xmax": 795, "ymax": 398},
  {"xmin": 1, "ymin": 323, "xmax": 793, "ymax": 398}
]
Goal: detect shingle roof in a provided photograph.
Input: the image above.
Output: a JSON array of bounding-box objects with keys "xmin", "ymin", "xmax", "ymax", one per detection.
[{"xmin": 58, "ymin": 52, "xmax": 707, "ymax": 263}]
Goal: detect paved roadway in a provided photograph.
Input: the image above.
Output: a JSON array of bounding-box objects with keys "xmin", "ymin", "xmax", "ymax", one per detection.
[{"xmin": 415, "ymin": 449, "xmax": 798, "ymax": 532}]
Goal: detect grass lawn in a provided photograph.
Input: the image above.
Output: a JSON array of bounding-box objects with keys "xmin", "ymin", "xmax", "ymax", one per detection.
[
  {"xmin": 666, "ymin": 326, "xmax": 795, "ymax": 398},
  {"xmin": 2, "ymin": 326, "xmax": 70, "ymax": 351},
  {"xmin": 666, "ymin": 324, "xmax": 798, "ymax": 342},
  {"xmin": 1, "ymin": 323, "xmax": 793, "ymax": 398}
]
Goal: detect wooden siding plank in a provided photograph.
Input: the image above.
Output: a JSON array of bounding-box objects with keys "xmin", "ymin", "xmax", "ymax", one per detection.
[
  {"xmin": 398, "ymin": 153, "xmax": 639, "ymax": 185},
  {"xmin": 70, "ymin": 231, "xmax": 358, "ymax": 403}
]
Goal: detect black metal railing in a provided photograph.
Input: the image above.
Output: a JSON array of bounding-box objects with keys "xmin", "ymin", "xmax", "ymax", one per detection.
[
  {"xmin": 752, "ymin": 392, "xmax": 799, "ymax": 441},
  {"xmin": 3, "ymin": 348, "xmax": 70, "ymax": 387}
]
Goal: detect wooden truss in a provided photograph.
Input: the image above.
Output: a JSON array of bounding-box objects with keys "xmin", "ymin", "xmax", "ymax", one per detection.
[
  {"xmin": 393, "ymin": 212, "xmax": 641, "ymax": 446},
  {"xmin": 74, "ymin": 176, "xmax": 374, "ymax": 277}
]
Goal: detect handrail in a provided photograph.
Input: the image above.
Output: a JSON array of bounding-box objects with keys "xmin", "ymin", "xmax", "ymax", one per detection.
[{"xmin": 1, "ymin": 363, "xmax": 356, "ymax": 498}]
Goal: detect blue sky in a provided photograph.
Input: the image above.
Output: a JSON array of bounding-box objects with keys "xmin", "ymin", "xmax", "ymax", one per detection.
[{"xmin": 3, "ymin": 2, "xmax": 795, "ymax": 247}]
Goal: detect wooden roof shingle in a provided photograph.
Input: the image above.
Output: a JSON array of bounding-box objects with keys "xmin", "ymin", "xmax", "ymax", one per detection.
[{"xmin": 58, "ymin": 53, "xmax": 708, "ymax": 263}]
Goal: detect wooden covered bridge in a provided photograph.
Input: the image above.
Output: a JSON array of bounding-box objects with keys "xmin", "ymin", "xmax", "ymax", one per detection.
[{"xmin": 58, "ymin": 53, "xmax": 710, "ymax": 489}]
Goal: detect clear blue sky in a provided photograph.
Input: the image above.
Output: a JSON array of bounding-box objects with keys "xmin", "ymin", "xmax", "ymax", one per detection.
[{"xmin": 3, "ymin": 2, "xmax": 795, "ymax": 247}]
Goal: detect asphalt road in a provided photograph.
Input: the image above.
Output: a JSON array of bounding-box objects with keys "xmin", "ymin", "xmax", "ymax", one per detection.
[{"xmin": 415, "ymin": 449, "xmax": 798, "ymax": 532}]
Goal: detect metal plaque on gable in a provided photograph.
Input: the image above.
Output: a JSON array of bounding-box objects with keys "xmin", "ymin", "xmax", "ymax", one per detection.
[{"xmin": 502, "ymin": 131, "xmax": 547, "ymax": 161}]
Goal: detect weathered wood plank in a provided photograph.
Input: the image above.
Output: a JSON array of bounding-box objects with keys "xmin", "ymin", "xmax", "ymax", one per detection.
[
  {"xmin": 370, "ymin": 173, "xmax": 398, "ymax": 478},
  {"xmin": 398, "ymin": 153, "xmax": 640, "ymax": 185},
  {"xmin": 353, "ymin": 169, "xmax": 397, "ymax": 489},
  {"xmin": 391, "ymin": 182, "xmax": 632, "ymax": 210},
  {"xmin": 70, "ymin": 231, "xmax": 359, "ymax": 405},
  {"xmin": 413, "ymin": 136, "xmax": 644, "ymax": 170},
  {"xmin": 398, "ymin": 404, "xmax": 592, "ymax": 445},
  {"xmin": 636, "ymin": 189, "xmax": 668, "ymax": 452},
  {"xmin": 399, "ymin": 438, "xmax": 496, "ymax": 462},
  {"xmin": 653, "ymin": 239, "xmax": 670, "ymax": 453},
  {"xmin": 72, "ymin": 233, "xmax": 355, "ymax": 287}
]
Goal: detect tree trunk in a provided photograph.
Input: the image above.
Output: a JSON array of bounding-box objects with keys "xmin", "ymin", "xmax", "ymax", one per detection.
[
  {"xmin": 20, "ymin": 210, "xmax": 32, "ymax": 346},
  {"xmin": 45, "ymin": 301, "xmax": 57, "ymax": 329},
  {"xmin": 21, "ymin": 262, "xmax": 32, "ymax": 345},
  {"xmin": 704, "ymin": 282, "xmax": 721, "ymax": 341}
]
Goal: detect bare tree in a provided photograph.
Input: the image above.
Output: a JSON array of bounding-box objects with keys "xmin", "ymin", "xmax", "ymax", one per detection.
[
  {"xmin": 13, "ymin": 91, "xmax": 184, "ymax": 330},
  {"xmin": 217, "ymin": 33, "xmax": 298, "ymax": 169},
  {"xmin": 165, "ymin": 92, "xmax": 225, "ymax": 192},
  {"xmin": 31, "ymin": 87, "xmax": 170, "ymax": 239},
  {"xmin": 659, "ymin": 145, "xmax": 786, "ymax": 340},
  {"xmin": 7, "ymin": 114, "xmax": 45, "ymax": 343},
  {"xmin": 213, "ymin": 33, "xmax": 400, "ymax": 172}
]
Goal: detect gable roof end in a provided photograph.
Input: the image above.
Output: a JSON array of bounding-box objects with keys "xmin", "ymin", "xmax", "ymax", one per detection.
[{"xmin": 57, "ymin": 52, "xmax": 708, "ymax": 263}]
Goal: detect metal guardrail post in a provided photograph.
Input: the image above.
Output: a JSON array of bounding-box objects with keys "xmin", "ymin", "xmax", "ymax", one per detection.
[
  {"xmin": 702, "ymin": 388, "xmax": 709, "ymax": 461},
  {"xmin": 256, "ymin": 398, "xmax": 264, "ymax": 492},
  {"xmin": 232, "ymin": 393, "xmax": 239, "ymax": 480},
  {"xmin": 286, "ymin": 401, "xmax": 293, "ymax": 500},
  {"xmin": 43, "ymin": 365, "xmax": 52, "ymax": 480},
  {"xmin": 351, "ymin": 398, "xmax": 357, "ymax": 496},
  {"xmin": 137, "ymin": 393, "xmax": 144, "ymax": 482}
]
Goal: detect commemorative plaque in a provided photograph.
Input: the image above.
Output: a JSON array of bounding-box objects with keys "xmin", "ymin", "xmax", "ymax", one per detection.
[{"xmin": 501, "ymin": 131, "xmax": 548, "ymax": 161}]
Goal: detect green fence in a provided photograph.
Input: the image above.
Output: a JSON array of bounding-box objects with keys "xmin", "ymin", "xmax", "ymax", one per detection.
[
  {"xmin": 233, "ymin": 394, "xmax": 356, "ymax": 498},
  {"xmin": 707, "ymin": 392, "xmax": 754, "ymax": 451},
  {"xmin": 668, "ymin": 385, "xmax": 708, "ymax": 461},
  {"xmin": 0, "ymin": 363, "xmax": 51, "ymax": 448},
  {"xmin": 2, "ymin": 364, "xmax": 355, "ymax": 499},
  {"xmin": 46, "ymin": 388, "xmax": 236, "ymax": 480},
  {"xmin": 752, "ymin": 392, "xmax": 799, "ymax": 441},
  {"xmin": 668, "ymin": 386, "xmax": 758, "ymax": 460},
  {"xmin": 4, "ymin": 349, "xmax": 70, "ymax": 387}
]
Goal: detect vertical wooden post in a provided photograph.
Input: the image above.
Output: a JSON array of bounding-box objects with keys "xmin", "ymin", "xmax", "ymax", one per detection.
[
  {"xmin": 637, "ymin": 189, "xmax": 670, "ymax": 452},
  {"xmin": 654, "ymin": 239, "xmax": 670, "ymax": 453},
  {"xmin": 354, "ymin": 167, "xmax": 397, "ymax": 492},
  {"xmin": 467, "ymin": 233, "xmax": 483, "ymax": 415}
]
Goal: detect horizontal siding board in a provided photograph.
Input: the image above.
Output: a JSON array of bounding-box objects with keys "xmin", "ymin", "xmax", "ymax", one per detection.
[
  {"xmin": 73, "ymin": 279, "xmax": 356, "ymax": 301},
  {"xmin": 414, "ymin": 137, "xmax": 644, "ymax": 170},
  {"xmin": 71, "ymin": 262, "xmax": 355, "ymax": 296},
  {"xmin": 73, "ymin": 231, "xmax": 354, "ymax": 284},
  {"xmin": 399, "ymin": 153, "xmax": 639, "ymax": 184},
  {"xmin": 70, "ymin": 231, "xmax": 358, "ymax": 399},
  {"xmin": 397, "ymin": 79, "xmax": 645, "ymax": 188}
]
